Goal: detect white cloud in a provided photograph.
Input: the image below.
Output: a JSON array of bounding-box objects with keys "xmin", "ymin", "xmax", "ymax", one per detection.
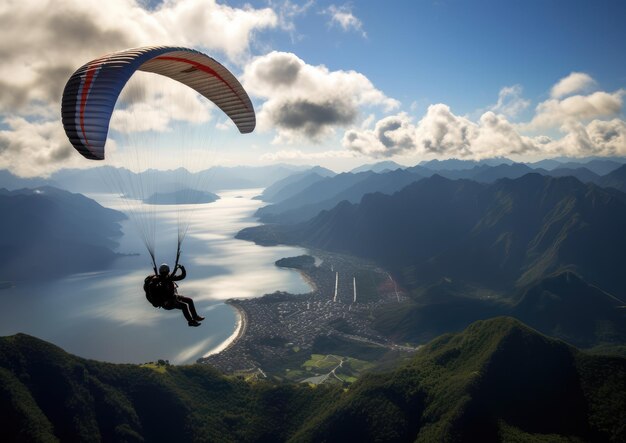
[
  {"xmin": 0, "ymin": 116, "xmax": 88, "ymax": 177},
  {"xmin": 415, "ymin": 105, "xmax": 477, "ymax": 157},
  {"xmin": 343, "ymin": 97, "xmax": 626, "ymax": 161},
  {"xmin": 344, "ymin": 112, "xmax": 418, "ymax": 157},
  {"xmin": 215, "ymin": 120, "xmax": 234, "ymax": 131},
  {"xmin": 361, "ymin": 114, "xmax": 376, "ymax": 129},
  {"xmin": 324, "ymin": 4, "xmax": 366, "ymax": 37},
  {"xmin": 526, "ymin": 90, "xmax": 624, "ymax": 130},
  {"xmin": 344, "ymin": 105, "xmax": 539, "ymax": 159},
  {"xmin": 0, "ymin": 0, "xmax": 277, "ymax": 114},
  {"xmin": 550, "ymin": 72, "xmax": 596, "ymax": 98},
  {"xmin": 243, "ymin": 51, "xmax": 398, "ymax": 143},
  {"xmin": 490, "ymin": 85, "xmax": 530, "ymax": 118},
  {"xmin": 548, "ymin": 118, "xmax": 626, "ymax": 157},
  {"xmin": 473, "ymin": 112, "xmax": 537, "ymax": 157},
  {"xmin": 341, "ymin": 72, "xmax": 625, "ymax": 161},
  {"xmin": 0, "ymin": 0, "xmax": 278, "ymax": 177},
  {"xmin": 270, "ymin": 0, "xmax": 314, "ymax": 36}
]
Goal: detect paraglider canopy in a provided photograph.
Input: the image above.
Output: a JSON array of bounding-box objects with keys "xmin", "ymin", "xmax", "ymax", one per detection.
[
  {"xmin": 61, "ymin": 46, "xmax": 255, "ymax": 160},
  {"xmin": 61, "ymin": 46, "xmax": 255, "ymax": 275}
]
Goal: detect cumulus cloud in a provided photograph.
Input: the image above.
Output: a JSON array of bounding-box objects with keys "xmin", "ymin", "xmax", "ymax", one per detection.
[
  {"xmin": 323, "ymin": 4, "xmax": 366, "ymax": 37},
  {"xmin": 0, "ymin": 0, "xmax": 278, "ymax": 176},
  {"xmin": 0, "ymin": 0, "xmax": 277, "ymax": 113},
  {"xmin": 551, "ymin": 72, "xmax": 596, "ymax": 98},
  {"xmin": 0, "ymin": 117, "xmax": 87, "ymax": 176},
  {"xmin": 344, "ymin": 103, "xmax": 626, "ymax": 160},
  {"xmin": 548, "ymin": 118, "xmax": 626, "ymax": 157},
  {"xmin": 243, "ymin": 51, "xmax": 398, "ymax": 143},
  {"xmin": 473, "ymin": 112, "xmax": 537, "ymax": 157},
  {"xmin": 344, "ymin": 105, "xmax": 539, "ymax": 159},
  {"xmin": 344, "ymin": 113, "xmax": 417, "ymax": 157},
  {"xmin": 270, "ymin": 0, "xmax": 314, "ymax": 37},
  {"xmin": 490, "ymin": 85, "xmax": 530, "ymax": 118},
  {"xmin": 526, "ymin": 90, "xmax": 624, "ymax": 130},
  {"xmin": 343, "ymin": 72, "xmax": 625, "ymax": 161}
]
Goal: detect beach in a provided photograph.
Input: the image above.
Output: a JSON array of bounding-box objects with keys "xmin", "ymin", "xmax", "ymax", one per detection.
[{"xmin": 203, "ymin": 301, "xmax": 248, "ymax": 357}]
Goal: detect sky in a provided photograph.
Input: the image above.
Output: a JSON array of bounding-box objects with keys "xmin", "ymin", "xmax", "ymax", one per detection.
[{"xmin": 1, "ymin": 0, "xmax": 625, "ymax": 175}]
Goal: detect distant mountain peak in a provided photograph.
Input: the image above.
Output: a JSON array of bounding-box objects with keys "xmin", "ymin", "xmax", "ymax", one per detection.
[{"xmin": 350, "ymin": 161, "xmax": 405, "ymax": 173}]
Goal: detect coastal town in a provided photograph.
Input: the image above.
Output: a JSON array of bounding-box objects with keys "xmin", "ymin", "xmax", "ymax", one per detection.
[{"xmin": 199, "ymin": 252, "xmax": 416, "ymax": 381}]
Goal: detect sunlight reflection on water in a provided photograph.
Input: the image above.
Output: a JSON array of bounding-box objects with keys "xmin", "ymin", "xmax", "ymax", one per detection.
[{"xmin": 0, "ymin": 189, "xmax": 311, "ymax": 364}]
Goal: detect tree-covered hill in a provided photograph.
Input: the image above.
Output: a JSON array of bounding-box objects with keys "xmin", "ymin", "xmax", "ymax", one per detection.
[
  {"xmin": 1, "ymin": 317, "xmax": 624, "ymax": 442},
  {"xmin": 292, "ymin": 317, "xmax": 626, "ymax": 442},
  {"xmin": 0, "ymin": 333, "xmax": 338, "ymax": 442},
  {"xmin": 373, "ymin": 271, "xmax": 626, "ymax": 350}
]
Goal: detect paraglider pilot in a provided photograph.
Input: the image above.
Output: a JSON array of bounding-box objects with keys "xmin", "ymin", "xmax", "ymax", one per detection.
[{"xmin": 144, "ymin": 264, "xmax": 205, "ymax": 327}]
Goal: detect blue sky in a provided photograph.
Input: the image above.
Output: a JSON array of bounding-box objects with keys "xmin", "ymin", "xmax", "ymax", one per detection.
[
  {"xmin": 243, "ymin": 0, "xmax": 626, "ymax": 115},
  {"xmin": 1, "ymin": 0, "xmax": 625, "ymax": 175}
]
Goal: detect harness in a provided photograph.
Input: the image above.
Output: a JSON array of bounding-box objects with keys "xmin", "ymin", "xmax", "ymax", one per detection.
[{"xmin": 144, "ymin": 275, "xmax": 179, "ymax": 308}]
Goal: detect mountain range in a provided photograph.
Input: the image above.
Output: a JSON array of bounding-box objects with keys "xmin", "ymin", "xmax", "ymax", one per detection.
[
  {"xmin": 242, "ymin": 174, "xmax": 626, "ymax": 294},
  {"xmin": 240, "ymin": 172, "xmax": 626, "ymax": 352},
  {"xmin": 256, "ymin": 169, "xmax": 425, "ymax": 223},
  {"xmin": 374, "ymin": 271, "xmax": 626, "ymax": 349},
  {"xmin": 0, "ymin": 317, "xmax": 623, "ymax": 442},
  {"xmin": 254, "ymin": 166, "xmax": 336, "ymax": 203},
  {"xmin": 0, "ymin": 187, "xmax": 126, "ymax": 280},
  {"xmin": 0, "ymin": 164, "xmax": 316, "ymax": 194},
  {"xmin": 252, "ymin": 159, "xmax": 626, "ymax": 225}
]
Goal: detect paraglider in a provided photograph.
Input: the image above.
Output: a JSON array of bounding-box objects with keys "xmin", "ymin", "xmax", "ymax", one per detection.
[
  {"xmin": 62, "ymin": 46, "xmax": 255, "ymax": 160},
  {"xmin": 144, "ymin": 263, "xmax": 204, "ymax": 327},
  {"xmin": 61, "ymin": 46, "xmax": 255, "ymax": 324}
]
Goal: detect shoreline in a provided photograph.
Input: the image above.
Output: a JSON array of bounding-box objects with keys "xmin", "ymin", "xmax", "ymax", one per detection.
[
  {"xmin": 206, "ymin": 257, "xmax": 317, "ymax": 358},
  {"xmin": 202, "ymin": 301, "xmax": 247, "ymax": 358},
  {"xmin": 294, "ymin": 268, "xmax": 318, "ymax": 293}
]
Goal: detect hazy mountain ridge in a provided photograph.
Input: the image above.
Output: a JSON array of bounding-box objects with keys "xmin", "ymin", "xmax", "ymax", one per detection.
[
  {"xmin": 1, "ymin": 317, "xmax": 623, "ymax": 442},
  {"xmin": 597, "ymin": 164, "xmax": 626, "ymax": 193},
  {"xmin": 240, "ymin": 174, "xmax": 626, "ymax": 296},
  {"xmin": 257, "ymin": 169, "xmax": 425, "ymax": 224},
  {"xmin": 255, "ymin": 166, "xmax": 336, "ymax": 203},
  {"xmin": 239, "ymin": 173, "xmax": 626, "ymax": 351},
  {"xmin": 350, "ymin": 160, "xmax": 406, "ymax": 173},
  {"xmin": 256, "ymin": 171, "xmax": 377, "ymax": 221},
  {"xmin": 0, "ymin": 187, "xmax": 126, "ymax": 280},
  {"xmin": 0, "ymin": 164, "xmax": 314, "ymax": 194},
  {"xmin": 253, "ymin": 158, "xmax": 626, "ymax": 226}
]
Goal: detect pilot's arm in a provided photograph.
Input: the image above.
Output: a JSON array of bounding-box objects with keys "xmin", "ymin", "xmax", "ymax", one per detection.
[{"xmin": 172, "ymin": 264, "xmax": 186, "ymax": 281}]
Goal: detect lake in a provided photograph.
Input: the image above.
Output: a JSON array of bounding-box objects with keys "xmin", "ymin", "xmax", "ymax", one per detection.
[{"xmin": 0, "ymin": 189, "xmax": 312, "ymax": 364}]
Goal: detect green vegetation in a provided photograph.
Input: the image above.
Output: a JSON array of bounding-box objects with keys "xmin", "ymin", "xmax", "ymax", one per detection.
[
  {"xmin": 353, "ymin": 268, "xmax": 385, "ymax": 303},
  {"xmin": 275, "ymin": 255, "xmax": 316, "ymax": 269},
  {"xmin": 1, "ymin": 318, "xmax": 624, "ymax": 442},
  {"xmin": 292, "ymin": 354, "xmax": 375, "ymax": 386},
  {"xmin": 294, "ymin": 318, "xmax": 626, "ymax": 442},
  {"xmin": 0, "ymin": 334, "xmax": 339, "ymax": 442},
  {"xmin": 373, "ymin": 271, "xmax": 626, "ymax": 350}
]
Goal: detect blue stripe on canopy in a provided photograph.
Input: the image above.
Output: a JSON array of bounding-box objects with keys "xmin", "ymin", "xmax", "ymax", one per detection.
[{"xmin": 61, "ymin": 46, "xmax": 255, "ymax": 160}]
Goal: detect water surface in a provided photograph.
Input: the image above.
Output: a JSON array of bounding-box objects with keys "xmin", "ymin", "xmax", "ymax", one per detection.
[{"xmin": 0, "ymin": 189, "xmax": 311, "ymax": 364}]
